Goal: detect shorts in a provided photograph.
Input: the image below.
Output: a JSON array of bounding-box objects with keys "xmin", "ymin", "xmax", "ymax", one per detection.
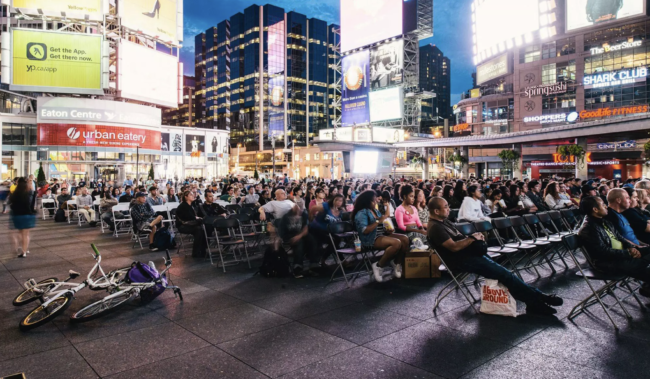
[{"xmin": 12, "ymin": 214, "xmax": 35, "ymax": 230}]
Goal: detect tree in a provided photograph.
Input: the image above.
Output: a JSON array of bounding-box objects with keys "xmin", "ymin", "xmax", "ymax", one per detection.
[
  {"xmin": 254, "ymin": 169, "xmax": 259, "ymax": 180},
  {"xmin": 36, "ymin": 162, "xmax": 46, "ymax": 186},
  {"xmin": 148, "ymin": 164, "xmax": 155, "ymax": 180},
  {"xmin": 497, "ymin": 149, "xmax": 521, "ymax": 176}
]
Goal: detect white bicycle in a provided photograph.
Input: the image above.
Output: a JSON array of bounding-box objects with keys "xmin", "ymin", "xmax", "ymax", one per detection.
[
  {"xmin": 14, "ymin": 244, "xmax": 131, "ymax": 331},
  {"xmin": 69, "ymin": 249, "xmax": 182, "ymax": 323}
]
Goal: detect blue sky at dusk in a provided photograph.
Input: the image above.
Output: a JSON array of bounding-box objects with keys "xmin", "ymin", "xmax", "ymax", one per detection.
[{"xmin": 182, "ymin": 0, "xmax": 474, "ymax": 104}]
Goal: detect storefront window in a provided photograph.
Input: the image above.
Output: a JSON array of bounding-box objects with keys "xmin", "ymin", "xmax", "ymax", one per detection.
[
  {"xmin": 323, "ymin": 153, "xmax": 329, "ymax": 160},
  {"xmin": 314, "ymin": 153, "xmax": 320, "ymax": 160},
  {"xmin": 542, "ymin": 63, "xmax": 557, "ymax": 84},
  {"xmin": 482, "ymin": 99, "xmax": 513, "ymax": 122},
  {"xmin": 584, "ymin": 46, "xmax": 650, "ymax": 75},
  {"xmin": 585, "ymin": 81, "xmax": 648, "ymax": 110}
]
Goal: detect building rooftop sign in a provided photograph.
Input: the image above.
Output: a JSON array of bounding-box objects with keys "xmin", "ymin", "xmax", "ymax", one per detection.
[
  {"xmin": 37, "ymin": 97, "xmax": 162, "ymax": 128},
  {"xmin": 584, "ymin": 67, "xmax": 648, "ymax": 89}
]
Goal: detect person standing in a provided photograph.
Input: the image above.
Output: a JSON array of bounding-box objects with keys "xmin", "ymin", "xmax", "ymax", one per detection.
[
  {"xmin": 28, "ymin": 174, "xmax": 36, "ymax": 213},
  {"xmin": 10, "ymin": 178, "xmax": 36, "ymax": 258}
]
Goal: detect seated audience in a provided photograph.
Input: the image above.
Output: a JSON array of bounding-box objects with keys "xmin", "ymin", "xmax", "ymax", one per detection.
[
  {"xmin": 278, "ymin": 204, "xmax": 318, "ymax": 277},
  {"xmin": 175, "ymin": 190, "xmax": 208, "ymax": 257},
  {"xmin": 395, "ymin": 184, "xmax": 426, "ymax": 238},
  {"xmin": 621, "ymin": 188, "xmax": 650, "ymax": 245},
  {"xmin": 130, "ymin": 192, "xmax": 164, "ymax": 251},
  {"xmin": 458, "ymin": 185, "xmax": 491, "ymax": 222},
  {"xmin": 605, "ymin": 188, "xmax": 644, "ymax": 246}
]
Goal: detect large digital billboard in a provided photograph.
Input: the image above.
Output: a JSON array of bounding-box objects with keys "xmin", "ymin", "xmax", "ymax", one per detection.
[
  {"xmin": 341, "ymin": 0, "xmax": 403, "ymax": 53},
  {"xmin": 566, "ymin": 0, "xmax": 645, "ymax": 31},
  {"xmin": 269, "ymin": 75, "xmax": 285, "ymax": 138},
  {"xmin": 369, "ymin": 87, "xmax": 403, "ymax": 122},
  {"xmin": 341, "ymin": 50, "xmax": 371, "ymax": 127},
  {"xmin": 473, "ymin": 0, "xmax": 544, "ymax": 64},
  {"xmin": 476, "ymin": 54, "xmax": 511, "ymax": 85},
  {"xmin": 117, "ymin": 40, "xmax": 180, "ymax": 108},
  {"xmin": 8, "ymin": 0, "xmax": 105, "ymax": 20},
  {"xmin": 119, "ymin": 0, "xmax": 180, "ymax": 43},
  {"xmin": 370, "ymin": 40, "xmax": 403, "ymax": 90},
  {"xmin": 9, "ymin": 29, "xmax": 103, "ymax": 95}
]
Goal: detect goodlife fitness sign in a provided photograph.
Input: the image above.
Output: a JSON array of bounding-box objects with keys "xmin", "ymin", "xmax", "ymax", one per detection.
[{"xmin": 38, "ymin": 123, "xmax": 161, "ymax": 150}]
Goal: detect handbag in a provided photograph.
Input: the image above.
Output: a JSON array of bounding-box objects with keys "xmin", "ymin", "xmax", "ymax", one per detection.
[{"xmin": 479, "ymin": 279, "xmax": 517, "ymax": 317}]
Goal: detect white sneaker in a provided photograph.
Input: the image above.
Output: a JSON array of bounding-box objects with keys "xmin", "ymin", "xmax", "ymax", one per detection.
[
  {"xmin": 371, "ymin": 262, "xmax": 384, "ymax": 283},
  {"xmin": 391, "ymin": 261, "xmax": 403, "ymax": 279}
]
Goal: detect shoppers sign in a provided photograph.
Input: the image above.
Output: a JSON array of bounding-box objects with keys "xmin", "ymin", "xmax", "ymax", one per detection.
[
  {"xmin": 597, "ymin": 140, "xmax": 637, "ymax": 150},
  {"xmin": 37, "ymin": 124, "xmax": 161, "ymax": 150},
  {"xmin": 523, "ymin": 82, "xmax": 567, "ymax": 98},
  {"xmin": 590, "ymin": 40, "xmax": 643, "ymax": 55},
  {"xmin": 580, "ymin": 105, "xmax": 649, "ymax": 119},
  {"xmin": 8, "ymin": 29, "xmax": 103, "ymax": 95},
  {"xmin": 476, "ymin": 54, "xmax": 510, "ymax": 86},
  {"xmin": 523, "ymin": 113, "xmax": 569, "ymax": 124},
  {"xmin": 37, "ymin": 97, "xmax": 162, "ymax": 128},
  {"xmin": 583, "ymin": 67, "xmax": 648, "ymax": 89}
]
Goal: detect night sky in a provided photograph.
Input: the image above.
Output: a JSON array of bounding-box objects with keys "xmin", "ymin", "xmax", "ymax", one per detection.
[{"xmin": 181, "ymin": 0, "xmax": 474, "ymax": 105}]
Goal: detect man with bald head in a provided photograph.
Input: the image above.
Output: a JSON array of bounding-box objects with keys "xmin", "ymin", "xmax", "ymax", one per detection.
[
  {"xmin": 427, "ymin": 197, "xmax": 563, "ymax": 316},
  {"xmin": 258, "ymin": 189, "xmax": 295, "ymax": 222},
  {"xmin": 605, "ymin": 188, "xmax": 645, "ymax": 247}
]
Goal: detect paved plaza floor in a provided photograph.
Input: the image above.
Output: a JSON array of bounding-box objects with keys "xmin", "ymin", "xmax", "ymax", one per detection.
[{"xmin": 1, "ymin": 215, "xmax": 650, "ymax": 379}]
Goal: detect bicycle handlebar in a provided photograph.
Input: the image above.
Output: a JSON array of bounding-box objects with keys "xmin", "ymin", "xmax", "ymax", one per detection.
[{"xmin": 91, "ymin": 244, "xmax": 100, "ymax": 258}]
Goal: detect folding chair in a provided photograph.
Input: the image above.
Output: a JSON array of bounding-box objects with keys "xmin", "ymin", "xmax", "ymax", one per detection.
[
  {"xmin": 152, "ymin": 204, "xmax": 173, "ymax": 227},
  {"xmin": 432, "ymin": 251, "xmax": 480, "ymax": 315},
  {"xmin": 491, "ymin": 217, "xmax": 539, "ymax": 278},
  {"xmin": 562, "ymin": 234, "xmax": 645, "ymax": 330},
  {"xmin": 560, "ymin": 208, "xmax": 582, "ymax": 233},
  {"xmin": 523, "ymin": 213, "xmax": 570, "ymax": 271},
  {"xmin": 238, "ymin": 207, "xmax": 255, "ymax": 216},
  {"xmin": 327, "ymin": 222, "xmax": 372, "ymax": 287},
  {"xmin": 41, "ymin": 198, "xmax": 56, "ymax": 220},
  {"xmin": 66, "ymin": 198, "xmax": 80, "ymax": 224},
  {"xmin": 341, "ymin": 212, "xmax": 351, "ymax": 222},
  {"xmin": 548, "ymin": 211, "xmax": 573, "ymax": 236},
  {"xmin": 225, "ymin": 204, "xmax": 241, "ymax": 214},
  {"xmin": 132, "ymin": 224, "xmax": 151, "ymax": 249},
  {"xmin": 448, "ymin": 209, "xmax": 459, "ymax": 223},
  {"xmin": 210, "ymin": 218, "xmax": 251, "ymax": 272},
  {"xmin": 228, "ymin": 213, "xmax": 261, "ymax": 249},
  {"xmin": 112, "ymin": 203, "xmax": 132, "ymax": 237}
]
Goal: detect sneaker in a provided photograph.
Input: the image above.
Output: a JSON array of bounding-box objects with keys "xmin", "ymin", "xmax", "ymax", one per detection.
[
  {"xmin": 540, "ymin": 293, "xmax": 564, "ymax": 306},
  {"xmin": 17, "ymin": 252, "xmax": 26, "ymax": 258},
  {"xmin": 371, "ymin": 262, "xmax": 384, "ymax": 283},
  {"xmin": 149, "ymin": 244, "xmax": 159, "ymax": 251},
  {"xmin": 526, "ymin": 302, "xmax": 558, "ymax": 316},
  {"xmin": 293, "ymin": 266, "xmax": 304, "ymax": 278},
  {"xmin": 391, "ymin": 261, "xmax": 403, "ymax": 279}
]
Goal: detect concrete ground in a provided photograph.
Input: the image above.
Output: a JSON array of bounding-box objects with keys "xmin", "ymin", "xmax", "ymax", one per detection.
[{"xmin": 1, "ymin": 215, "xmax": 649, "ymax": 379}]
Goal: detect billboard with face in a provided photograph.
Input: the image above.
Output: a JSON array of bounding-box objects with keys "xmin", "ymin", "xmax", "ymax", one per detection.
[
  {"xmin": 566, "ymin": 0, "xmax": 645, "ymax": 31},
  {"xmin": 161, "ymin": 132, "xmax": 170, "ymax": 151},
  {"xmin": 170, "ymin": 132, "xmax": 182, "ymax": 152},
  {"xmin": 370, "ymin": 40, "xmax": 403, "ymax": 90},
  {"xmin": 185, "ymin": 135, "xmax": 205, "ymax": 157},
  {"xmin": 341, "ymin": 50, "xmax": 371, "ymax": 127}
]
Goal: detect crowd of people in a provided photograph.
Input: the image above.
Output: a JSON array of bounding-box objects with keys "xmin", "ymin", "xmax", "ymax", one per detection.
[{"xmin": 4, "ymin": 172, "xmax": 650, "ymax": 316}]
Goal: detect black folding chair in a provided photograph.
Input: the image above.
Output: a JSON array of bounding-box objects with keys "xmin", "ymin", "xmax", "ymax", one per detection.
[
  {"xmin": 491, "ymin": 217, "xmax": 539, "ymax": 278},
  {"xmin": 432, "ymin": 250, "xmax": 480, "ymax": 315},
  {"xmin": 524, "ymin": 213, "xmax": 570, "ymax": 273},
  {"xmin": 225, "ymin": 204, "xmax": 241, "ymax": 214},
  {"xmin": 448, "ymin": 209, "xmax": 459, "ymax": 223},
  {"xmin": 327, "ymin": 222, "xmax": 373, "ymax": 287},
  {"xmin": 229, "ymin": 213, "xmax": 262, "ymax": 249},
  {"xmin": 210, "ymin": 218, "xmax": 251, "ymax": 272},
  {"xmin": 562, "ymin": 234, "xmax": 645, "ymax": 330}
]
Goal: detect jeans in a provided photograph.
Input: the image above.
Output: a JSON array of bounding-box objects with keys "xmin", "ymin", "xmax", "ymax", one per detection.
[
  {"xmin": 457, "ymin": 255, "xmax": 544, "ymax": 306},
  {"xmin": 596, "ymin": 247, "xmax": 650, "ymax": 283},
  {"xmin": 291, "ymin": 234, "xmax": 318, "ymax": 268}
]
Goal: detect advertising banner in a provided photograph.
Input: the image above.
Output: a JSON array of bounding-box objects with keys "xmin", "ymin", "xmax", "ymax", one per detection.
[
  {"xmin": 476, "ymin": 54, "xmax": 510, "ymax": 86},
  {"xmin": 370, "ymin": 40, "xmax": 403, "ymax": 90},
  {"xmin": 12, "ymin": 29, "xmax": 103, "ymax": 94},
  {"xmin": 341, "ymin": 0, "xmax": 403, "ymax": 53},
  {"xmin": 170, "ymin": 132, "xmax": 182, "ymax": 152},
  {"xmin": 269, "ymin": 75, "xmax": 285, "ymax": 138},
  {"xmin": 566, "ymin": 0, "xmax": 645, "ymax": 32},
  {"xmin": 208, "ymin": 133, "xmax": 220, "ymax": 155},
  {"xmin": 117, "ymin": 40, "xmax": 179, "ymax": 108},
  {"xmin": 37, "ymin": 97, "xmax": 161, "ymax": 128},
  {"xmin": 37, "ymin": 123, "xmax": 161, "ymax": 150},
  {"xmin": 161, "ymin": 133, "xmax": 170, "ymax": 151},
  {"xmin": 185, "ymin": 135, "xmax": 205, "ymax": 157},
  {"xmin": 369, "ymin": 87, "xmax": 403, "ymax": 122},
  {"xmin": 119, "ymin": 0, "xmax": 178, "ymax": 43},
  {"xmin": 11, "ymin": 0, "xmax": 104, "ymax": 20},
  {"xmin": 341, "ymin": 50, "xmax": 371, "ymax": 127}
]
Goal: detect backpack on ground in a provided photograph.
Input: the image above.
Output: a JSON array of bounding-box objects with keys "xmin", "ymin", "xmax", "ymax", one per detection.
[
  {"xmin": 153, "ymin": 226, "xmax": 177, "ymax": 250},
  {"xmin": 258, "ymin": 245, "xmax": 292, "ymax": 278},
  {"xmin": 126, "ymin": 261, "xmax": 167, "ymax": 303},
  {"xmin": 54, "ymin": 208, "xmax": 67, "ymax": 222}
]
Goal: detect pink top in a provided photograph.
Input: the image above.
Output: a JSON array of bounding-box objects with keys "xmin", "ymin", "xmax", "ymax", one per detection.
[
  {"xmin": 309, "ymin": 199, "xmax": 323, "ymax": 209},
  {"xmin": 395, "ymin": 204, "xmax": 422, "ymax": 232}
]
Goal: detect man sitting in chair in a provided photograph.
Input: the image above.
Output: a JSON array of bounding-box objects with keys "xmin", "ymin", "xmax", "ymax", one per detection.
[
  {"xmin": 578, "ymin": 196, "xmax": 650, "ymax": 297},
  {"xmin": 131, "ymin": 192, "xmax": 164, "ymax": 251},
  {"xmin": 427, "ymin": 197, "xmax": 564, "ymax": 315}
]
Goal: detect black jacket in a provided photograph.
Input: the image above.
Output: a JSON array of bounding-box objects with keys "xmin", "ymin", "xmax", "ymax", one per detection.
[
  {"xmin": 577, "ymin": 215, "xmax": 632, "ymax": 265},
  {"xmin": 526, "ymin": 191, "xmax": 549, "ymax": 212}
]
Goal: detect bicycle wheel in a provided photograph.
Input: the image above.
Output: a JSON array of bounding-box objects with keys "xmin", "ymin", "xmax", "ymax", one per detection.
[
  {"xmin": 70, "ymin": 290, "xmax": 137, "ymax": 323},
  {"xmin": 13, "ymin": 278, "xmax": 59, "ymax": 306},
  {"xmin": 19, "ymin": 293, "xmax": 72, "ymax": 331}
]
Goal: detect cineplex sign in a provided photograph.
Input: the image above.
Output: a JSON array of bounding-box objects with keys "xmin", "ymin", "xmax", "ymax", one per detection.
[{"xmin": 37, "ymin": 124, "xmax": 161, "ymax": 150}]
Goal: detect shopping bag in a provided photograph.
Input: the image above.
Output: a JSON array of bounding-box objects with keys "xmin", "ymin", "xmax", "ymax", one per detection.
[{"xmin": 479, "ymin": 279, "xmax": 517, "ymax": 317}]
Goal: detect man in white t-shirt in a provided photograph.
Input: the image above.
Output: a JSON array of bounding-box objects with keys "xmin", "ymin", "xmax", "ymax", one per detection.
[
  {"xmin": 458, "ymin": 185, "xmax": 491, "ymax": 222},
  {"xmin": 258, "ymin": 189, "xmax": 295, "ymax": 221}
]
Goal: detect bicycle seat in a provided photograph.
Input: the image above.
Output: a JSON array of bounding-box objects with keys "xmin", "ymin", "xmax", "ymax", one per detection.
[{"xmin": 68, "ymin": 270, "xmax": 81, "ymax": 279}]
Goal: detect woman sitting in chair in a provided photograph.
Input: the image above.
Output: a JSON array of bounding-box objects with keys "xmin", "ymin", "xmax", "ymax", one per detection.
[
  {"xmin": 176, "ymin": 190, "xmax": 208, "ymax": 258},
  {"xmin": 353, "ymin": 190, "xmax": 409, "ymax": 283},
  {"xmin": 395, "ymin": 184, "xmax": 426, "ymax": 240},
  {"xmin": 309, "ymin": 193, "xmax": 345, "ymax": 266}
]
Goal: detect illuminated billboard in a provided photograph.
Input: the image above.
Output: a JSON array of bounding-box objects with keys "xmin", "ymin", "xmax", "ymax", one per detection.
[
  {"xmin": 353, "ymin": 151, "xmax": 379, "ymax": 174},
  {"xmin": 9, "ymin": 0, "xmax": 105, "ymax": 20},
  {"xmin": 269, "ymin": 75, "xmax": 285, "ymax": 138},
  {"xmin": 119, "ymin": 0, "xmax": 180, "ymax": 43},
  {"xmin": 567, "ymin": 0, "xmax": 645, "ymax": 31},
  {"xmin": 37, "ymin": 123, "xmax": 161, "ymax": 150},
  {"xmin": 370, "ymin": 40, "xmax": 403, "ymax": 90},
  {"xmin": 9, "ymin": 29, "xmax": 103, "ymax": 95},
  {"xmin": 369, "ymin": 87, "xmax": 403, "ymax": 122},
  {"xmin": 185, "ymin": 135, "xmax": 205, "ymax": 157},
  {"xmin": 341, "ymin": 50, "xmax": 371, "ymax": 127},
  {"xmin": 476, "ymin": 54, "xmax": 510, "ymax": 85},
  {"xmin": 341, "ymin": 0, "xmax": 403, "ymax": 53},
  {"xmin": 472, "ymin": 0, "xmax": 556, "ymax": 65},
  {"xmin": 117, "ymin": 40, "xmax": 180, "ymax": 108}
]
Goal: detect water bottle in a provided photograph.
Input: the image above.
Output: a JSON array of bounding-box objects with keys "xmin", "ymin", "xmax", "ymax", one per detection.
[
  {"xmin": 261, "ymin": 221, "xmax": 267, "ymax": 234},
  {"xmin": 354, "ymin": 234, "xmax": 361, "ymax": 252}
]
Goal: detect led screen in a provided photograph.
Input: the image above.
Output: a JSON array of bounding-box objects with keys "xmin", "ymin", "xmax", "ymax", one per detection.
[
  {"xmin": 117, "ymin": 40, "xmax": 179, "ymax": 108},
  {"xmin": 353, "ymin": 150, "xmax": 378, "ymax": 174},
  {"xmin": 566, "ymin": 0, "xmax": 645, "ymax": 31},
  {"xmin": 119, "ymin": 0, "xmax": 179, "ymax": 43},
  {"xmin": 474, "ymin": 0, "xmax": 540, "ymax": 63},
  {"xmin": 369, "ymin": 87, "xmax": 403, "ymax": 122},
  {"xmin": 269, "ymin": 75, "xmax": 285, "ymax": 138},
  {"xmin": 370, "ymin": 40, "xmax": 403, "ymax": 90},
  {"xmin": 341, "ymin": 0, "xmax": 403, "ymax": 53}
]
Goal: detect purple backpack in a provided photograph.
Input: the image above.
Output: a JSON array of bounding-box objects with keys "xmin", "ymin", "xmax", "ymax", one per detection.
[{"xmin": 126, "ymin": 262, "xmax": 167, "ymax": 303}]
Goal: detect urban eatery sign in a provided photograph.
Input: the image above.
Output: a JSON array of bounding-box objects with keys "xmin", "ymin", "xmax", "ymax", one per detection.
[
  {"xmin": 37, "ymin": 123, "xmax": 161, "ymax": 150},
  {"xmin": 583, "ymin": 67, "xmax": 648, "ymax": 89},
  {"xmin": 523, "ymin": 82, "xmax": 567, "ymax": 98},
  {"xmin": 579, "ymin": 105, "xmax": 649, "ymax": 120}
]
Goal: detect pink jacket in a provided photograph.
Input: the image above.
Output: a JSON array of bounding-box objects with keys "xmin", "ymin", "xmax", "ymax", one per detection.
[{"xmin": 395, "ymin": 204, "xmax": 422, "ymax": 232}]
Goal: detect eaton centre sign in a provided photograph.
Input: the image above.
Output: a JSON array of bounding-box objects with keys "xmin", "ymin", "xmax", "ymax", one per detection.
[{"xmin": 584, "ymin": 67, "xmax": 648, "ymax": 89}]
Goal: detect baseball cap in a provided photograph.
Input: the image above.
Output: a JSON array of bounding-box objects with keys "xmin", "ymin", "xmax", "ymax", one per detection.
[
  {"xmin": 581, "ymin": 184, "xmax": 596, "ymax": 194},
  {"xmin": 135, "ymin": 192, "xmax": 147, "ymax": 198}
]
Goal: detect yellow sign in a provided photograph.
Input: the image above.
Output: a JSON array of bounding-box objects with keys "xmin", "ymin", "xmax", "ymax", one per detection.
[
  {"xmin": 470, "ymin": 88, "xmax": 481, "ymax": 98},
  {"xmin": 12, "ymin": 29, "xmax": 102, "ymax": 93},
  {"xmin": 12, "ymin": 0, "xmax": 103, "ymax": 20},
  {"xmin": 120, "ymin": 0, "xmax": 178, "ymax": 43}
]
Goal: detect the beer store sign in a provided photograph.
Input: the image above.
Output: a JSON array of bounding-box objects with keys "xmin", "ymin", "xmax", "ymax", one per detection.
[
  {"xmin": 523, "ymin": 82, "xmax": 567, "ymax": 98},
  {"xmin": 590, "ymin": 41, "xmax": 643, "ymax": 55},
  {"xmin": 584, "ymin": 67, "xmax": 648, "ymax": 89}
]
